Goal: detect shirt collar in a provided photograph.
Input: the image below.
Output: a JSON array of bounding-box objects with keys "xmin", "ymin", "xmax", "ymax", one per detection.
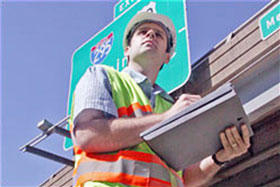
[
  {"xmin": 122, "ymin": 67, "xmax": 174, "ymax": 103},
  {"xmin": 122, "ymin": 67, "xmax": 148, "ymax": 84}
]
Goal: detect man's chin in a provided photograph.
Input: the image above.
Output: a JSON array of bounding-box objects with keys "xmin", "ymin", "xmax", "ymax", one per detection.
[
  {"xmin": 140, "ymin": 47, "xmax": 157, "ymax": 54},
  {"xmin": 134, "ymin": 51, "xmax": 155, "ymax": 60}
]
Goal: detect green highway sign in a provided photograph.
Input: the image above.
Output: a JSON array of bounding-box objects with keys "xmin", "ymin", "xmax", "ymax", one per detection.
[
  {"xmin": 64, "ymin": 0, "xmax": 191, "ymax": 150},
  {"xmin": 114, "ymin": 0, "xmax": 138, "ymax": 18},
  {"xmin": 259, "ymin": 2, "xmax": 280, "ymax": 40}
]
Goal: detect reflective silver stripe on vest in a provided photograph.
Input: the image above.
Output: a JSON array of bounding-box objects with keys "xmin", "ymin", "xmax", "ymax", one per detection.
[
  {"xmin": 134, "ymin": 109, "xmax": 152, "ymax": 117},
  {"xmin": 73, "ymin": 158, "xmax": 171, "ymax": 185}
]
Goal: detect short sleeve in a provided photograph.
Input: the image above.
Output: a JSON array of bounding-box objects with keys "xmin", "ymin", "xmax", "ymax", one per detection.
[{"xmin": 73, "ymin": 65, "xmax": 118, "ymax": 124}]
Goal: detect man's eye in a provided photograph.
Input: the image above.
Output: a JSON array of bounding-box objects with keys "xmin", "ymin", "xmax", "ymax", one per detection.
[
  {"xmin": 156, "ymin": 32, "xmax": 163, "ymax": 38},
  {"xmin": 139, "ymin": 30, "xmax": 147, "ymax": 35}
]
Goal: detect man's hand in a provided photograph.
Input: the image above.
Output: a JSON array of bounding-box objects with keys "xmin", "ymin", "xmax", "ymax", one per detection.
[
  {"xmin": 183, "ymin": 124, "xmax": 251, "ymax": 186},
  {"xmin": 215, "ymin": 124, "xmax": 251, "ymax": 163},
  {"xmin": 164, "ymin": 94, "xmax": 201, "ymax": 119}
]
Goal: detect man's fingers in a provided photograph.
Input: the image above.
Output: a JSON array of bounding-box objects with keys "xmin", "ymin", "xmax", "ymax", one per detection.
[
  {"xmin": 225, "ymin": 128, "xmax": 240, "ymax": 152},
  {"xmin": 231, "ymin": 127, "xmax": 244, "ymax": 145},
  {"xmin": 178, "ymin": 94, "xmax": 201, "ymax": 102},
  {"xmin": 231, "ymin": 126, "xmax": 248, "ymax": 153},
  {"xmin": 220, "ymin": 132, "xmax": 231, "ymax": 151},
  {"xmin": 241, "ymin": 124, "xmax": 251, "ymax": 148},
  {"xmin": 186, "ymin": 94, "xmax": 201, "ymax": 100}
]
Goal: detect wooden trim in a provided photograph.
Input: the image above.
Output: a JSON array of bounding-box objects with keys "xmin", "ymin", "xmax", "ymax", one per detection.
[
  {"xmin": 39, "ymin": 165, "xmax": 73, "ymax": 186},
  {"xmin": 197, "ymin": 30, "xmax": 280, "ymax": 95},
  {"xmin": 262, "ymin": 178, "xmax": 280, "ymax": 187}
]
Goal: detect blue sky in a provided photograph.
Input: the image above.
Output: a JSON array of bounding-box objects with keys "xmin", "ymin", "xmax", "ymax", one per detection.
[{"xmin": 1, "ymin": 0, "xmax": 270, "ymax": 186}]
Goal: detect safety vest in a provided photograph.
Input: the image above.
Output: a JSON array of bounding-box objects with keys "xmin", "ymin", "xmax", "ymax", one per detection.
[{"xmin": 71, "ymin": 65, "xmax": 184, "ymax": 187}]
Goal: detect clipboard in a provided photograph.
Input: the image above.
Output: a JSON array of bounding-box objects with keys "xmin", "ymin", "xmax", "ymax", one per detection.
[{"xmin": 140, "ymin": 83, "xmax": 254, "ymax": 171}]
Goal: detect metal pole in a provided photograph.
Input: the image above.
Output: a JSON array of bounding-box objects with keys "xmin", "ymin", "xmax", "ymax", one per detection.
[{"xmin": 25, "ymin": 146, "xmax": 74, "ymax": 167}]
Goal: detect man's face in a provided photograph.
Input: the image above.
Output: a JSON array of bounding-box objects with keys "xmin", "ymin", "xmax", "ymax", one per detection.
[{"xmin": 125, "ymin": 22, "xmax": 170, "ymax": 68}]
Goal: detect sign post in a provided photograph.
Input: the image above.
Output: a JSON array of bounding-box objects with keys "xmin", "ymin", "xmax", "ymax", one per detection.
[{"xmin": 64, "ymin": 0, "xmax": 191, "ymax": 150}]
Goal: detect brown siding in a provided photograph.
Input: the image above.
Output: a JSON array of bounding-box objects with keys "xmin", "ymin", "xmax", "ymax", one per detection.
[{"xmin": 39, "ymin": 166, "xmax": 73, "ymax": 187}]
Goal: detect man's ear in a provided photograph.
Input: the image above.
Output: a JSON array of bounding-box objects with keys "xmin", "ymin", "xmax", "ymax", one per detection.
[
  {"xmin": 124, "ymin": 46, "xmax": 130, "ymax": 57},
  {"xmin": 124, "ymin": 46, "xmax": 130, "ymax": 65},
  {"xmin": 164, "ymin": 53, "xmax": 171, "ymax": 64}
]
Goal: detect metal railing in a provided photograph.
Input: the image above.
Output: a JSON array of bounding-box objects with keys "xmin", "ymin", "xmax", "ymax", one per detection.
[{"xmin": 19, "ymin": 116, "xmax": 74, "ymax": 167}]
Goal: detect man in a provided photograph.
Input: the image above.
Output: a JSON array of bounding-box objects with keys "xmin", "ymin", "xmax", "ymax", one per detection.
[{"xmin": 71, "ymin": 12, "xmax": 251, "ymax": 187}]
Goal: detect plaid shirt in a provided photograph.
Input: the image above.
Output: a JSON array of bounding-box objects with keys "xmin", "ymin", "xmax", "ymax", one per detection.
[{"xmin": 73, "ymin": 65, "xmax": 174, "ymax": 124}]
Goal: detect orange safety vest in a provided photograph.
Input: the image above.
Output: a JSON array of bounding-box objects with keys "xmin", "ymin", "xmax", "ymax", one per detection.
[{"xmin": 71, "ymin": 65, "xmax": 184, "ymax": 187}]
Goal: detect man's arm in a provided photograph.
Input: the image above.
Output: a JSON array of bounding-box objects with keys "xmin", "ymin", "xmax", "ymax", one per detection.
[
  {"xmin": 183, "ymin": 124, "xmax": 251, "ymax": 187},
  {"xmin": 73, "ymin": 109, "xmax": 166, "ymax": 153},
  {"xmin": 72, "ymin": 93, "xmax": 201, "ymax": 153}
]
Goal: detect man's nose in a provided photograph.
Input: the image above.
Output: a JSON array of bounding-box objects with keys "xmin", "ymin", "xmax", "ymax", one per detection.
[{"xmin": 146, "ymin": 29, "xmax": 156, "ymax": 38}]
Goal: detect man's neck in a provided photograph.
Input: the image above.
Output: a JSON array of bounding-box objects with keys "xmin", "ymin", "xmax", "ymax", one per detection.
[{"xmin": 127, "ymin": 62, "xmax": 160, "ymax": 85}]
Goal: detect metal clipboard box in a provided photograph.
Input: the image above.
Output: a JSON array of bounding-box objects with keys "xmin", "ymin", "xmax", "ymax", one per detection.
[{"xmin": 140, "ymin": 83, "xmax": 254, "ymax": 171}]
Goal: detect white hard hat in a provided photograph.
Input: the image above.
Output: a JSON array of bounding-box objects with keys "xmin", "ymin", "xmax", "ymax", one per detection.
[{"xmin": 123, "ymin": 12, "xmax": 176, "ymax": 56}]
